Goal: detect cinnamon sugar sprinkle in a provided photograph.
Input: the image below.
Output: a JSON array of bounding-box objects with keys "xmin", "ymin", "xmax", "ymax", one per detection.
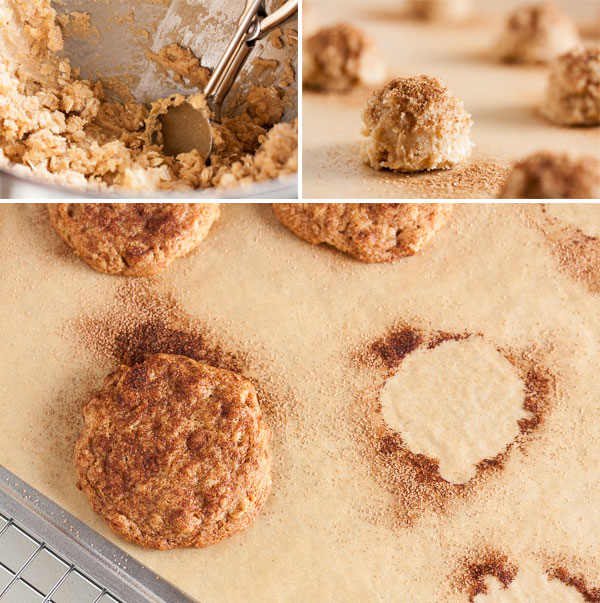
[
  {"xmin": 547, "ymin": 566, "xmax": 600, "ymax": 602},
  {"xmin": 351, "ymin": 324, "xmax": 555, "ymax": 527},
  {"xmin": 72, "ymin": 279, "xmax": 291, "ymax": 425},
  {"xmin": 537, "ymin": 206, "xmax": 600, "ymax": 295},
  {"xmin": 453, "ymin": 550, "xmax": 518, "ymax": 601}
]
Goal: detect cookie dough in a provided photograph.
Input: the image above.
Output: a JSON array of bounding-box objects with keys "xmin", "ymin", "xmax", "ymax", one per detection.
[
  {"xmin": 542, "ymin": 46, "xmax": 600, "ymax": 126},
  {"xmin": 0, "ymin": 0, "xmax": 297, "ymax": 192},
  {"xmin": 498, "ymin": 151, "xmax": 600, "ymax": 199},
  {"xmin": 495, "ymin": 3, "xmax": 580, "ymax": 64},
  {"xmin": 273, "ymin": 203, "xmax": 454, "ymax": 262},
  {"xmin": 303, "ymin": 23, "xmax": 386, "ymax": 92},
  {"xmin": 48, "ymin": 203, "xmax": 220, "ymax": 276},
  {"xmin": 406, "ymin": 0, "xmax": 473, "ymax": 22},
  {"xmin": 75, "ymin": 354, "xmax": 272, "ymax": 550},
  {"xmin": 360, "ymin": 76, "xmax": 472, "ymax": 172}
]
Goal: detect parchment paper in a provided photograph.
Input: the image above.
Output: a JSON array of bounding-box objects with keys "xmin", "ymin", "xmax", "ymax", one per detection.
[
  {"xmin": 302, "ymin": 0, "xmax": 600, "ymax": 199},
  {"xmin": 1, "ymin": 203, "xmax": 599, "ymax": 602}
]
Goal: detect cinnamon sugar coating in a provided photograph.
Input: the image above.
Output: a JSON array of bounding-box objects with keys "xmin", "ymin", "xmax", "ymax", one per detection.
[
  {"xmin": 360, "ymin": 76, "xmax": 472, "ymax": 172},
  {"xmin": 495, "ymin": 3, "xmax": 580, "ymax": 64},
  {"xmin": 543, "ymin": 46, "xmax": 600, "ymax": 126},
  {"xmin": 75, "ymin": 354, "xmax": 272, "ymax": 550},
  {"xmin": 273, "ymin": 203, "xmax": 454, "ymax": 262},
  {"xmin": 303, "ymin": 23, "xmax": 386, "ymax": 92},
  {"xmin": 499, "ymin": 152, "xmax": 600, "ymax": 199},
  {"xmin": 48, "ymin": 203, "xmax": 220, "ymax": 276}
]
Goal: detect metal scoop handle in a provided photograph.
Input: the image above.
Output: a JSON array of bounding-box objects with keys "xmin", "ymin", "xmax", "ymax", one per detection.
[{"xmin": 204, "ymin": 0, "xmax": 298, "ymax": 119}]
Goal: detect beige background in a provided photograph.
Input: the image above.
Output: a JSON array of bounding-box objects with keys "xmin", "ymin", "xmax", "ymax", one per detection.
[
  {"xmin": 302, "ymin": 0, "xmax": 600, "ymax": 199},
  {"xmin": 0, "ymin": 203, "xmax": 599, "ymax": 601}
]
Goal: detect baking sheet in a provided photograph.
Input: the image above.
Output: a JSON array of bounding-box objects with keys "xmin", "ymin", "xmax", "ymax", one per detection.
[
  {"xmin": 1, "ymin": 203, "xmax": 600, "ymax": 601},
  {"xmin": 302, "ymin": 0, "xmax": 600, "ymax": 199}
]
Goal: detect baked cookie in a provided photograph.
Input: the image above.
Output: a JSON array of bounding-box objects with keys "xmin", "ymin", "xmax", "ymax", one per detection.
[
  {"xmin": 495, "ymin": 3, "xmax": 580, "ymax": 64},
  {"xmin": 542, "ymin": 46, "xmax": 600, "ymax": 126},
  {"xmin": 273, "ymin": 203, "xmax": 454, "ymax": 262},
  {"xmin": 75, "ymin": 354, "xmax": 271, "ymax": 550},
  {"xmin": 360, "ymin": 76, "xmax": 472, "ymax": 172},
  {"xmin": 303, "ymin": 23, "xmax": 386, "ymax": 92},
  {"xmin": 48, "ymin": 203, "xmax": 220, "ymax": 276},
  {"xmin": 499, "ymin": 151, "xmax": 600, "ymax": 199}
]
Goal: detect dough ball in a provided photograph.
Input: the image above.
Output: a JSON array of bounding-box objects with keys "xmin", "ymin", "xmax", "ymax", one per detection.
[
  {"xmin": 273, "ymin": 203, "xmax": 455, "ymax": 262},
  {"xmin": 542, "ymin": 46, "xmax": 600, "ymax": 126},
  {"xmin": 499, "ymin": 151, "xmax": 600, "ymax": 199},
  {"xmin": 360, "ymin": 75, "xmax": 473, "ymax": 172},
  {"xmin": 406, "ymin": 0, "xmax": 473, "ymax": 21},
  {"xmin": 496, "ymin": 3, "xmax": 580, "ymax": 64},
  {"xmin": 303, "ymin": 23, "xmax": 386, "ymax": 92}
]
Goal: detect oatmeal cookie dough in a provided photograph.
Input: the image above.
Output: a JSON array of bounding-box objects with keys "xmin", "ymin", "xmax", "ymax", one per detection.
[
  {"xmin": 0, "ymin": 0, "xmax": 297, "ymax": 192},
  {"xmin": 406, "ymin": 0, "xmax": 473, "ymax": 22},
  {"xmin": 542, "ymin": 46, "xmax": 600, "ymax": 127},
  {"xmin": 499, "ymin": 151, "xmax": 600, "ymax": 199},
  {"xmin": 303, "ymin": 23, "xmax": 386, "ymax": 92},
  {"xmin": 273, "ymin": 203, "xmax": 454, "ymax": 262},
  {"xmin": 48, "ymin": 203, "xmax": 220, "ymax": 276},
  {"xmin": 75, "ymin": 354, "xmax": 272, "ymax": 550},
  {"xmin": 495, "ymin": 3, "xmax": 580, "ymax": 64},
  {"xmin": 360, "ymin": 76, "xmax": 472, "ymax": 173}
]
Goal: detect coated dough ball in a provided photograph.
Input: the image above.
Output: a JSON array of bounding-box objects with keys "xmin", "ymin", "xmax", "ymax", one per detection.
[
  {"xmin": 499, "ymin": 152, "xmax": 600, "ymax": 199},
  {"xmin": 542, "ymin": 46, "xmax": 600, "ymax": 126},
  {"xmin": 360, "ymin": 76, "xmax": 473, "ymax": 173},
  {"xmin": 303, "ymin": 23, "xmax": 386, "ymax": 92},
  {"xmin": 496, "ymin": 3, "xmax": 580, "ymax": 64},
  {"xmin": 406, "ymin": 0, "xmax": 473, "ymax": 21}
]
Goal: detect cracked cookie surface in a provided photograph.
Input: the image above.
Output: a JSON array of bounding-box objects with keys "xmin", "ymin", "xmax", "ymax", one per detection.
[
  {"xmin": 75, "ymin": 353, "xmax": 272, "ymax": 550},
  {"xmin": 48, "ymin": 203, "xmax": 221, "ymax": 276},
  {"xmin": 273, "ymin": 203, "xmax": 454, "ymax": 262}
]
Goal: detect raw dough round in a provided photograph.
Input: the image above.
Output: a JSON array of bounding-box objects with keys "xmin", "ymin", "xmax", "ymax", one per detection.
[
  {"xmin": 360, "ymin": 76, "xmax": 473, "ymax": 172},
  {"xmin": 499, "ymin": 151, "xmax": 600, "ymax": 199},
  {"xmin": 75, "ymin": 354, "xmax": 272, "ymax": 550},
  {"xmin": 273, "ymin": 203, "xmax": 454, "ymax": 262},
  {"xmin": 406, "ymin": 0, "xmax": 473, "ymax": 21},
  {"xmin": 495, "ymin": 3, "xmax": 580, "ymax": 64},
  {"xmin": 303, "ymin": 23, "xmax": 386, "ymax": 92},
  {"xmin": 48, "ymin": 203, "xmax": 220, "ymax": 276},
  {"xmin": 542, "ymin": 46, "xmax": 600, "ymax": 126}
]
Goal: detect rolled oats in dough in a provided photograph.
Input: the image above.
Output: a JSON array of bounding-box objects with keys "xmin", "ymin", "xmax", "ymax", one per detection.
[
  {"xmin": 0, "ymin": 0, "xmax": 297, "ymax": 192},
  {"xmin": 360, "ymin": 75, "xmax": 473, "ymax": 172}
]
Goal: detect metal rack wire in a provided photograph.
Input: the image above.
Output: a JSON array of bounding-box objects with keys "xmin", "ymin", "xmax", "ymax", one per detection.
[{"xmin": 0, "ymin": 467, "xmax": 194, "ymax": 603}]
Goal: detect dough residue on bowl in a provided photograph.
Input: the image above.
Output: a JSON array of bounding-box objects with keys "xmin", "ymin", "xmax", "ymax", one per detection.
[{"xmin": 0, "ymin": 0, "xmax": 298, "ymax": 192}]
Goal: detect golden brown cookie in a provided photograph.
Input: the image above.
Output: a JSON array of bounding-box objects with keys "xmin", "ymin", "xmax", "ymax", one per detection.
[
  {"xmin": 75, "ymin": 354, "xmax": 271, "ymax": 550},
  {"xmin": 273, "ymin": 203, "xmax": 454, "ymax": 262},
  {"xmin": 48, "ymin": 203, "xmax": 220, "ymax": 276}
]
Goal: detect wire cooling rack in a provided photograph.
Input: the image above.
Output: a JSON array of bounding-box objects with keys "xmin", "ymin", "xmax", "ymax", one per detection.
[{"xmin": 0, "ymin": 466, "xmax": 194, "ymax": 603}]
